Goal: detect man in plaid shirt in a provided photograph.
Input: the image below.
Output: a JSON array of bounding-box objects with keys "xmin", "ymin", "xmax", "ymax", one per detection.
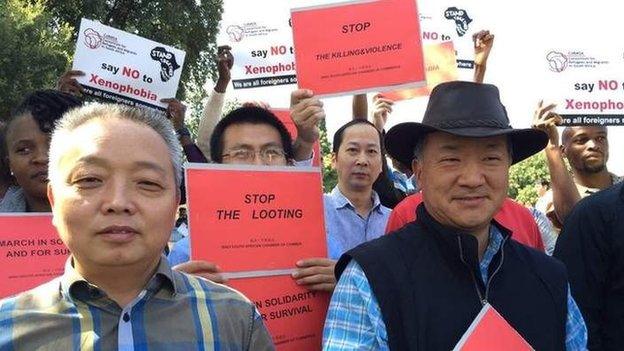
[{"xmin": 0, "ymin": 103, "xmax": 273, "ymax": 350}]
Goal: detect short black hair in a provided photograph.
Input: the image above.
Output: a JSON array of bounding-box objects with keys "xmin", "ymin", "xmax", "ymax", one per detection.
[
  {"xmin": 561, "ymin": 126, "xmax": 608, "ymax": 146},
  {"xmin": 209, "ymin": 106, "xmax": 294, "ymax": 163},
  {"xmin": 7, "ymin": 90, "xmax": 82, "ymax": 135},
  {"xmin": 0, "ymin": 121, "xmax": 12, "ymax": 184},
  {"xmin": 332, "ymin": 119, "xmax": 384, "ymax": 154}
]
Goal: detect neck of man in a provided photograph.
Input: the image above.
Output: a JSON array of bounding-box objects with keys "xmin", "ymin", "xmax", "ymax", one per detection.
[
  {"xmin": 25, "ymin": 194, "xmax": 51, "ymax": 212},
  {"xmin": 573, "ymin": 168, "xmax": 612, "ymax": 190},
  {"xmin": 425, "ymin": 203, "xmax": 491, "ymax": 261},
  {"xmin": 74, "ymin": 255, "xmax": 161, "ymax": 307},
  {"xmin": 472, "ymin": 225, "xmax": 490, "ymax": 262},
  {"xmin": 338, "ymin": 183, "xmax": 374, "ymax": 218}
]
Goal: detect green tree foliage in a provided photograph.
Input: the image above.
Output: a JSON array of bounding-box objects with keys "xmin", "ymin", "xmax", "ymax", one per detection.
[
  {"xmin": 0, "ymin": 0, "xmax": 223, "ymax": 121},
  {"xmin": 43, "ymin": 0, "xmax": 223, "ymax": 100},
  {"xmin": 0, "ymin": 0, "xmax": 74, "ymax": 119},
  {"xmin": 508, "ymin": 152, "xmax": 550, "ymax": 206},
  {"xmin": 320, "ymin": 119, "xmax": 337, "ymax": 192}
]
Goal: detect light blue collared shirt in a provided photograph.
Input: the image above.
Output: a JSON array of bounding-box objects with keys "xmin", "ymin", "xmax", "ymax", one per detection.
[{"xmin": 323, "ymin": 186, "xmax": 391, "ymax": 260}]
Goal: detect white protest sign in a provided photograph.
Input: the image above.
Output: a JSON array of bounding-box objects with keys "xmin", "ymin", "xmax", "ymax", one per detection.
[
  {"xmin": 540, "ymin": 47, "xmax": 624, "ymax": 126},
  {"xmin": 219, "ymin": 1, "xmax": 481, "ymax": 90},
  {"xmin": 72, "ymin": 18, "xmax": 186, "ymax": 112},
  {"xmin": 219, "ymin": 1, "xmax": 297, "ymax": 91},
  {"xmin": 418, "ymin": 1, "xmax": 483, "ymax": 80}
]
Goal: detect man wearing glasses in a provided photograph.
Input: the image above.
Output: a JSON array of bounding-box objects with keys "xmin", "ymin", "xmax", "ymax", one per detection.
[
  {"xmin": 209, "ymin": 106, "xmax": 301, "ymax": 166},
  {"xmin": 168, "ymin": 90, "xmax": 339, "ymax": 292}
]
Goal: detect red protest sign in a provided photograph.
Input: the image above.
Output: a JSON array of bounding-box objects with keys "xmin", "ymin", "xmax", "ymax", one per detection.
[
  {"xmin": 291, "ymin": 0, "xmax": 426, "ymax": 97},
  {"xmin": 185, "ymin": 164, "xmax": 329, "ymax": 349},
  {"xmin": 0, "ymin": 214, "xmax": 69, "ymax": 298},
  {"xmin": 271, "ymin": 109, "xmax": 321, "ymax": 167},
  {"xmin": 454, "ymin": 303, "xmax": 534, "ymax": 350},
  {"xmin": 229, "ymin": 275, "xmax": 330, "ymax": 351},
  {"xmin": 185, "ymin": 164, "xmax": 326, "ymax": 272}
]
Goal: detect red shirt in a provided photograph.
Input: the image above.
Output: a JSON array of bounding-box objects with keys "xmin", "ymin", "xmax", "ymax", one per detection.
[{"xmin": 385, "ymin": 192, "xmax": 545, "ymax": 250}]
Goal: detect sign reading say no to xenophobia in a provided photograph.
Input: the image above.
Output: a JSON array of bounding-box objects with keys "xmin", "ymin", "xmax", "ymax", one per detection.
[{"xmin": 72, "ymin": 18, "xmax": 186, "ymax": 112}]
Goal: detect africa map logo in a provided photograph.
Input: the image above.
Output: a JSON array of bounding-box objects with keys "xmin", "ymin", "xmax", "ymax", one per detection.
[
  {"xmin": 546, "ymin": 51, "xmax": 568, "ymax": 72},
  {"xmin": 83, "ymin": 28, "xmax": 102, "ymax": 49},
  {"xmin": 226, "ymin": 25, "xmax": 244, "ymax": 42},
  {"xmin": 444, "ymin": 7, "xmax": 472, "ymax": 37},
  {"xmin": 150, "ymin": 47, "xmax": 180, "ymax": 82}
]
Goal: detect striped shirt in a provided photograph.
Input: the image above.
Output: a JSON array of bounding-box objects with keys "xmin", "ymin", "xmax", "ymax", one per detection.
[
  {"xmin": 0, "ymin": 256, "xmax": 274, "ymax": 351},
  {"xmin": 323, "ymin": 226, "xmax": 588, "ymax": 350},
  {"xmin": 530, "ymin": 208, "xmax": 558, "ymax": 256}
]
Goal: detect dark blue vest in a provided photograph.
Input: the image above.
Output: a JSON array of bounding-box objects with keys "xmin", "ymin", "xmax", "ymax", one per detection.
[{"xmin": 336, "ymin": 204, "xmax": 568, "ymax": 351}]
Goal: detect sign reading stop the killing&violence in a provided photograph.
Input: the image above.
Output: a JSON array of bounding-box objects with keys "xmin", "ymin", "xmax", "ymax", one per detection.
[{"xmin": 290, "ymin": 0, "xmax": 426, "ymax": 97}]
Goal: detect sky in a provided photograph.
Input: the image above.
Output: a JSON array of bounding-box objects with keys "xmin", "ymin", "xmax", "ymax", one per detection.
[{"xmin": 217, "ymin": 0, "xmax": 624, "ymax": 174}]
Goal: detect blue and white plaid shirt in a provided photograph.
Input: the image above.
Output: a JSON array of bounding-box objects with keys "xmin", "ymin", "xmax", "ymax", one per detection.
[
  {"xmin": 322, "ymin": 226, "xmax": 588, "ymax": 350},
  {"xmin": 0, "ymin": 256, "xmax": 274, "ymax": 350}
]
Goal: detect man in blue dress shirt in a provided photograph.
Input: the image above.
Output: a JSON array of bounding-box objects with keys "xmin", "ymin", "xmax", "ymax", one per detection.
[{"xmin": 323, "ymin": 119, "xmax": 391, "ymax": 260}]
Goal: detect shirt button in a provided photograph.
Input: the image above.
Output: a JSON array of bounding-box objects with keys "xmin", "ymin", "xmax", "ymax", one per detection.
[{"xmin": 123, "ymin": 312, "xmax": 130, "ymax": 322}]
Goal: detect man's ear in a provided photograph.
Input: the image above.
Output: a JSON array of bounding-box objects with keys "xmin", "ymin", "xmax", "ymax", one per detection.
[
  {"xmin": 330, "ymin": 152, "xmax": 337, "ymax": 170},
  {"xmin": 47, "ymin": 183, "xmax": 55, "ymax": 208},
  {"xmin": 412, "ymin": 158, "xmax": 423, "ymax": 186},
  {"xmin": 47, "ymin": 183, "xmax": 60, "ymax": 229},
  {"xmin": 47, "ymin": 183, "xmax": 63, "ymax": 231}
]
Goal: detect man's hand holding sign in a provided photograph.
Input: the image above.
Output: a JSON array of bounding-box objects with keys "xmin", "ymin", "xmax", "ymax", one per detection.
[
  {"xmin": 293, "ymin": 257, "xmax": 337, "ymax": 292},
  {"xmin": 290, "ymin": 89, "xmax": 324, "ymax": 162}
]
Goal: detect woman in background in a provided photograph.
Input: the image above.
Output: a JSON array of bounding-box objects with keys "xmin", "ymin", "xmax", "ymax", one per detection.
[{"xmin": 0, "ymin": 90, "xmax": 81, "ymax": 212}]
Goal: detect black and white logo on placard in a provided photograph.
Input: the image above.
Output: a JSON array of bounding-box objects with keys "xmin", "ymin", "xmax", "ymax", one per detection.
[
  {"xmin": 444, "ymin": 7, "xmax": 472, "ymax": 37},
  {"xmin": 150, "ymin": 47, "xmax": 180, "ymax": 82},
  {"xmin": 546, "ymin": 51, "xmax": 569, "ymax": 72}
]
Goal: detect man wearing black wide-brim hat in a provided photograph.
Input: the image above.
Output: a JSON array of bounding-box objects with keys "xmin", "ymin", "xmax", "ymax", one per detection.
[{"xmin": 323, "ymin": 81, "xmax": 587, "ymax": 350}]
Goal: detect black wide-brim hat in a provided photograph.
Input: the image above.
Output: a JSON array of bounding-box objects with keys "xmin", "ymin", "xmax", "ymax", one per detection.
[{"xmin": 385, "ymin": 81, "xmax": 548, "ymax": 166}]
